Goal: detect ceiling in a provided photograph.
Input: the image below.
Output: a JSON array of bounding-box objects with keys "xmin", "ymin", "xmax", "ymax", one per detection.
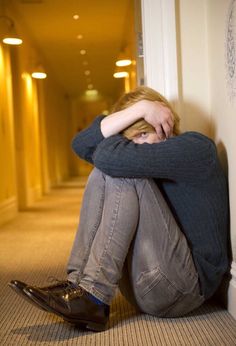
[{"xmin": 6, "ymin": 0, "xmax": 134, "ymax": 100}]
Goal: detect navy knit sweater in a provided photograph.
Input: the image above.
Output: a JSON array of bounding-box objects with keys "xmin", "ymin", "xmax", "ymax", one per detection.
[{"xmin": 72, "ymin": 115, "xmax": 229, "ymax": 300}]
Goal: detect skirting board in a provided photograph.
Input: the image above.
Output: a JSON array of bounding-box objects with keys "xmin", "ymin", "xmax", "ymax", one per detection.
[
  {"xmin": 0, "ymin": 197, "xmax": 17, "ymax": 226},
  {"xmin": 228, "ymin": 261, "xmax": 236, "ymax": 319}
]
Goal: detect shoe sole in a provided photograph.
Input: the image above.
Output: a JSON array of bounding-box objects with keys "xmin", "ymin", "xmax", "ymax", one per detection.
[
  {"xmin": 24, "ymin": 288, "xmax": 107, "ymax": 332},
  {"xmin": 8, "ymin": 282, "xmax": 47, "ymax": 312}
]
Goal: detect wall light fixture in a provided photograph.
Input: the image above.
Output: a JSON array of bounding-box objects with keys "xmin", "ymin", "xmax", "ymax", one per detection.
[
  {"xmin": 31, "ymin": 64, "xmax": 47, "ymax": 79},
  {"xmin": 0, "ymin": 16, "xmax": 23, "ymax": 45}
]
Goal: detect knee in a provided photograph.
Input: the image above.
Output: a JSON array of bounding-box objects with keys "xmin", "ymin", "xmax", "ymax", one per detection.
[
  {"xmin": 90, "ymin": 169, "xmax": 152, "ymax": 195},
  {"xmin": 104, "ymin": 174, "xmax": 150, "ymax": 190},
  {"xmin": 88, "ymin": 169, "xmax": 128, "ymax": 192},
  {"xmin": 89, "ymin": 168, "xmax": 122, "ymax": 182},
  {"xmin": 87, "ymin": 167, "xmax": 105, "ymax": 184}
]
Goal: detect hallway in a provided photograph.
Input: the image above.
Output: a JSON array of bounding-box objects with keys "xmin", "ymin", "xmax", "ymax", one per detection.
[{"xmin": 0, "ymin": 178, "xmax": 236, "ymax": 345}]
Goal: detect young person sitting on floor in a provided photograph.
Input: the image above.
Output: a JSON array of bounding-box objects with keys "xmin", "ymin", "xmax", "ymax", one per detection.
[{"xmin": 9, "ymin": 86, "xmax": 229, "ymax": 332}]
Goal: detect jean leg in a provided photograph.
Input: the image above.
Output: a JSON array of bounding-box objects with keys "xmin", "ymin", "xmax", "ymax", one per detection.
[
  {"xmin": 79, "ymin": 175, "xmax": 140, "ymax": 305},
  {"xmin": 67, "ymin": 168, "xmax": 106, "ymax": 283},
  {"xmin": 119, "ymin": 179, "xmax": 204, "ymax": 317},
  {"xmin": 68, "ymin": 172, "xmax": 203, "ymax": 315}
]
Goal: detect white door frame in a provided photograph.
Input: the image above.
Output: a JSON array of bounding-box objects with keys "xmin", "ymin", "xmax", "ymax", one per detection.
[{"xmin": 141, "ymin": 0, "xmax": 178, "ymax": 102}]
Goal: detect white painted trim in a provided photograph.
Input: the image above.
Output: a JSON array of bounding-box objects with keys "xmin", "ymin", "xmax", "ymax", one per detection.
[
  {"xmin": 228, "ymin": 261, "xmax": 236, "ymax": 319},
  {"xmin": 141, "ymin": 0, "xmax": 179, "ymax": 101},
  {"xmin": 0, "ymin": 197, "xmax": 18, "ymax": 226}
]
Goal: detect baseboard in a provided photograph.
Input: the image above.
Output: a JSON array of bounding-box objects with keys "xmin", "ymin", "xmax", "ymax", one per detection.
[
  {"xmin": 0, "ymin": 197, "xmax": 18, "ymax": 226},
  {"xmin": 228, "ymin": 261, "xmax": 236, "ymax": 319}
]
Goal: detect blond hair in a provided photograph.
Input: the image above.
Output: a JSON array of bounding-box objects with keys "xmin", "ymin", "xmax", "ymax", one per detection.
[{"xmin": 111, "ymin": 86, "xmax": 180, "ymax": 139}]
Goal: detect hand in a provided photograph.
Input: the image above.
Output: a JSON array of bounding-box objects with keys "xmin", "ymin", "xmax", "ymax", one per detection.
[{"xmin": 139, "ymin": 100, "xmax": 174, "ymax": 139}]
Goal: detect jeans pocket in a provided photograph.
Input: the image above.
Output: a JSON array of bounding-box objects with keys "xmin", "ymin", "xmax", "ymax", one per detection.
[{"xmin": 135, "ymin": 266, "xmax": 183, "ymax": 316}]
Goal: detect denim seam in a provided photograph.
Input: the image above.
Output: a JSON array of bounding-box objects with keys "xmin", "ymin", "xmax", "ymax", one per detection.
[
  {"xmin": 146, "ymin": 181, "xmax": 171, "ymax": 240},
  {"xmin": 140, "ymin": 267, "xmax": 184, "ymax": 297},
  {"xmin": 135, "ymin": 178, "xmax": 149, "ymax": 200},
  {"xmin": 141, "ymin": 180, "xmax": 199, "ymax": 293},
  {"xmin": 76, "ymin": 178, "xmax": 105, "ymax": 279},
  {"xmin": 89, "ymin": 179, "xmax": 124, "ymax": 295}
]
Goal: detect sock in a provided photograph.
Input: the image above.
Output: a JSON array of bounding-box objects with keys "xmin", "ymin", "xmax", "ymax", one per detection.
[{"xmin": 87, "ymin": 292, "xmax": 108, "ymax": 306}]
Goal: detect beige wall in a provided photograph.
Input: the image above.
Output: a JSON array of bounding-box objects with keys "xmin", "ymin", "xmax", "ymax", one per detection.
[
  {"xmin": 176, "ymin": 0, "xmax": 236, "ymax": 261},
  {"xmin": 206, "ymin": 0, "xmax": 236, "ymax": 260},
  {"xmin": 176, "ymin": 0, "xmax": 211, "ymax": 135}
]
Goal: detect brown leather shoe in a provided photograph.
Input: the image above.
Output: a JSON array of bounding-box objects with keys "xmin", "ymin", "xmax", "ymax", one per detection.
[
  {"xmin": 24, "ymin": 283, "xmax": 110, "ymax": 332},
  {"xmin": 8, "ymin": 279, "xmax": 71, "ymax": 311}
]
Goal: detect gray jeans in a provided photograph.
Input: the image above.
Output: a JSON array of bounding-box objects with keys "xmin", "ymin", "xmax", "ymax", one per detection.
[{"xmin": 67, "ymin": 168, "xmax": 204, "ymax": 317}]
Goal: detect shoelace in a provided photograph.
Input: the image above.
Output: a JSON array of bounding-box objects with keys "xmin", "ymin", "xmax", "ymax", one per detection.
[
  {"xmin": 61, "ymin": 282, "xmax": 84, "ymax": 301},
  {"xmin": 45, "ymin": 276, "xmax": 70, "ymax": 289}
]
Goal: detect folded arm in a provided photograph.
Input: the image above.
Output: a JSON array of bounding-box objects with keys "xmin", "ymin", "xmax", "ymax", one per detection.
[
  {"xmin": 101, "ymin": 99, "xmax": 173, "ymax": 139},
  {"xmin": 71, "ymin": 100, "xmax": 174, "ymax": 164},
  {"xmin": 93, "ymin": 133, "xmax": 216, "ymax": 183}
]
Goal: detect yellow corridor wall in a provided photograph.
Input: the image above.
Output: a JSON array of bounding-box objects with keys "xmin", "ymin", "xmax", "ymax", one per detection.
[
  {"xmin": 0, "ymin": 21, "xmax": 71, "ymax": 225},
  {"xmin": 0, "ymin": 44, "xmax": 17, "ymax": 224}
]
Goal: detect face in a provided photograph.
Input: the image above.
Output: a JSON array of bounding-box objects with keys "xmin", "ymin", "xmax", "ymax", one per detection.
[{"xmin": 132, "ymin": 131, "xmax": 163, "ymax": 144}]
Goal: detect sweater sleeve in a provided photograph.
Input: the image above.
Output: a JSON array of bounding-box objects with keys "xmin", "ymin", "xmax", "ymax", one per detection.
[
  {"xmin": 71, "ymin": 115, "xmax": 105, "ymax": 164},
  {"xmin": 93, "ymin": 132, "xmax": 217, "ymax": 182}
]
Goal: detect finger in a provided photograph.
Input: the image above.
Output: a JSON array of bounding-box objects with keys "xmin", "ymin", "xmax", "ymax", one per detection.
[
  {"xmin": 167, "ymin": 118, "xmax": 174, "ymax": 136},
  {"xmin": 164, "ymin": 111, "xmax": 174, "ymax": 133},
  {"xmin": 167, "ymin": 114, "xmax": 174, "ymax": 126},
  {"xmin": 162, "ymin": 122, "xmax": 172, "ymax": 138},
  {"xmin": 155, "ymin": 125, "xmax": 165, "ymax": 139}
]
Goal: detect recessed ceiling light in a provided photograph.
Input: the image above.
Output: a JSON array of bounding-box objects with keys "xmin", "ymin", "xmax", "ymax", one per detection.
[
  {"xmin": 113, "ymin": 72, "xmax": 129, "ymax": 78},
  {"xmin": 116, "ymin": 59, "xmax": 132, "ymax": 67},
  {"xmin": 85, "ymin": 89, "xmax": 98, "ymax": 96},
  {"xmin": 80, "ymin": 49, "xmax": 86, "ymax": 55},
  {"xmin": 77, "ymin": 34, "xmax": 83, "ymax": 40},
  {"xmin": 73, "ymin": 14, "xmax": 79, "ymax": 20},
  {"xmin": 84, "ymin": 70, "xmax": 90, "ymax": 76}
]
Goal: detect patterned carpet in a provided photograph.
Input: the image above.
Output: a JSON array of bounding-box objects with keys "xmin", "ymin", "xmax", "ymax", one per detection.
[{"xmin": 0, "ymin": 177, "xmax": 236, "ymax": 345}]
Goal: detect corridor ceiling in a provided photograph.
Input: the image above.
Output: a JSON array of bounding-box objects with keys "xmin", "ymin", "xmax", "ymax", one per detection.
[{"xmin": 7, "ymin": 0, "xmax": 133, "ymax": 99}]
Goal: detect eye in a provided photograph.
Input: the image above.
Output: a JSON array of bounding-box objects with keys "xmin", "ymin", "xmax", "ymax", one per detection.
[
  {"xmin": 139, "ymin": 132, "xmax": 148, "ymax": 138},
  {"xmin": 132, "ymin": 131, "xmax": 150, "ymax": 143}
]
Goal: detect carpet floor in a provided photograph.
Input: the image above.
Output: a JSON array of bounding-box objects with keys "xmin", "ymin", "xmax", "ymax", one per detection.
[{"xmin": 0, "ymin": 177, "xmax": 236, "ymax": 345}]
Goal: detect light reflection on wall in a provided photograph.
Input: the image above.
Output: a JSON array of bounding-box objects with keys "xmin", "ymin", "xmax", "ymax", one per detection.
[
  {"xmin": 21, "ymin": 72, "xmax": 33, "ymax": 99},
  {"xmin": 0, "ymin": 45, "xmax": 4, "ymax": 76},
  {"xmin": 0, "ymin": 43, "xmax": 17, "ymax": 206}
]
